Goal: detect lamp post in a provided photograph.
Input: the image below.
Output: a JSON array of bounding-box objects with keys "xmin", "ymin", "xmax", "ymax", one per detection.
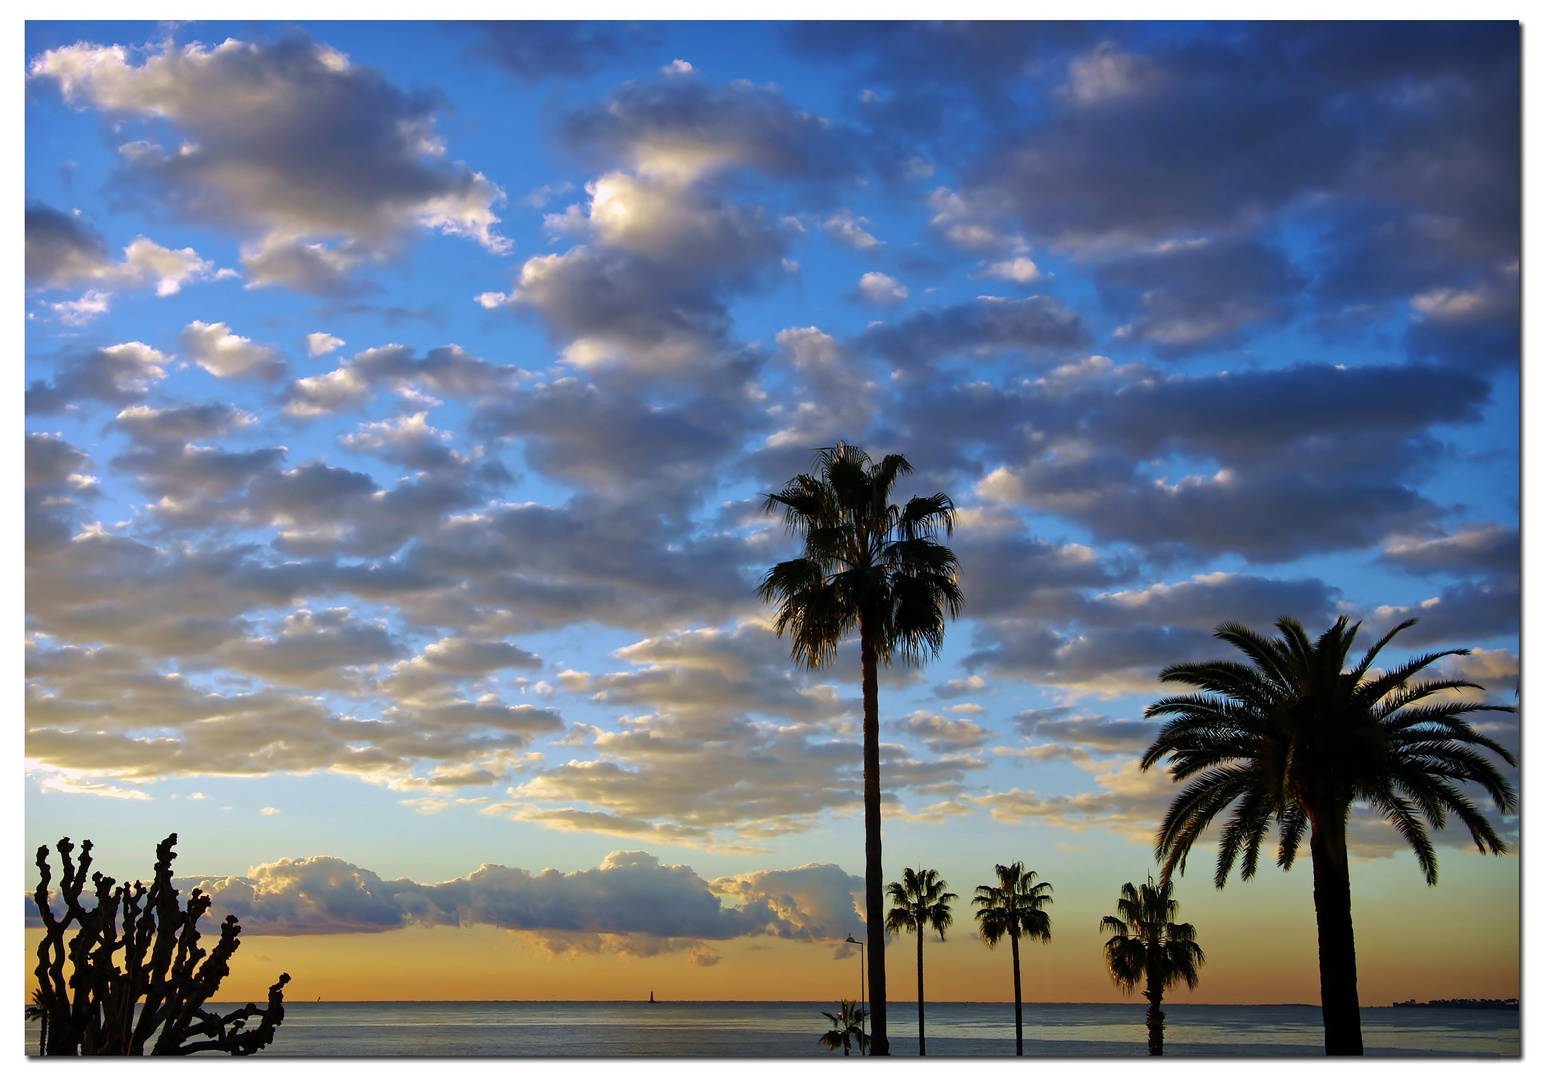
[{"xmin": 844, "ymin": 933, "xmax": 866, "ymax": 1056}]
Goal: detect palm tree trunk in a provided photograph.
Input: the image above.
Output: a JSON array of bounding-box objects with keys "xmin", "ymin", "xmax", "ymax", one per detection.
[
  {"xmin": 1309, "ymin": 818, "xmax": 1363, "ymax": 1055},
  {"xmin": 1010, "ymin": 931, "xmax": 1023, "ymax": 1056},
  {"xmin": 1143, "ymin": 959, "xmax": 1165, "ymax": 1056},
  {"xmin": 859, "ymin": 615, "xmax": 889, "ymax": 1056},
  {"xmin": 916, "ymin": 929, "xmax": 926, "ymax": 1056}
]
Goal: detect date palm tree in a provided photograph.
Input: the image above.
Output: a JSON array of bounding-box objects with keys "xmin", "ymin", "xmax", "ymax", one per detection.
[
  {"xmin": 819, "ymin": 1000, "xmax": 870, "ymax": 1056},
  {"xmin": 1100, "ymin": 875, "xmax": 1204, "ymax": 1055},
  {"xmin": 1141, "ymin": 615, "xmax": 1517, "ymax": 1056},
  {"xmin": 885, "ymin": 866, "xmax": 957, "ymax": 1056},
  {"xmin": 973, "ymin": 861, "xmax": 1052, "ymax": 1056},
  {"xmin": 760, "ymin": 442, "xmax": 963, "ymax": 1056}
]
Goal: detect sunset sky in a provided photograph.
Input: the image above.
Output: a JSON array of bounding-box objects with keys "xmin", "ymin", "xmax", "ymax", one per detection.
[{"xmin": 22, "ymin": 17, "xmax": 1522, "ymax": 1008}]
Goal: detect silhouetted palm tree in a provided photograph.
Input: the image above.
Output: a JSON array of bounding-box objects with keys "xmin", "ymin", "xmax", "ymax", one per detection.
[
  {"xmin": 885, "ymin": 866, "xmax": 957, "ymax": 1056},
  {"xmin": 1142, "ymin": 616, "xmax": 1517, "ymax": 1056},
  {"xmin": 760, "ymin": 442, "xmax": 963, "ymax": 1056},
  {"xmin": 819, "ymin": 999, "xmax": 870, "ymax": 1056},
  {"xmin": 1100, "ymin": 875, "xmax": 1204, "ymax": 1055},
  {"xmin": 973, "ymin": 861, "xmax": 1052, "ymax": 1056},
  {"xmin": 26, "ymin": 988, "xmax": 47, "ymax": 1057}
]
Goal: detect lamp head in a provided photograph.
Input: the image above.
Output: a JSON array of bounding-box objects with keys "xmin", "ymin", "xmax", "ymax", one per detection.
[{"xmin": 844, "ymin": 934, "xmax": 860, "ymax": 945}]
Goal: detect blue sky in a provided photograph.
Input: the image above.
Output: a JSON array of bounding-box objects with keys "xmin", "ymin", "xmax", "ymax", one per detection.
[{"xmin": 21, "ymin": 18, "xmax": 1523, "ymax": 1002}]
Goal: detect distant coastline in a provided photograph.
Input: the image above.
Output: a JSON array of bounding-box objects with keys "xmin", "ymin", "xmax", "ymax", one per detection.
[{"xmin": 1392, "ymin": 998, "xmax": 1519, "ymax": 1010}]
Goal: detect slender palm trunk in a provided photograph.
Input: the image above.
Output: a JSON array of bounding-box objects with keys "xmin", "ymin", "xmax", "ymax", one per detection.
[
  {"xmin": 859, "ymin": 616, "xmax": 889, "ymax": 1056},
  {"xmin": 1010, "ymin": 930, "xmax": 1023, "ymax": 1056},
  {"xmin": 1309, "ymin": 816, "xmax": 1363, "ymax": 1055},
  {"xmin": 1143, "ymin": 955, "xmax": 1165, "ymax": 1055},
  {"xmin": 916, "ymin": 929, "xmax": 926, "ymax": 1055}
]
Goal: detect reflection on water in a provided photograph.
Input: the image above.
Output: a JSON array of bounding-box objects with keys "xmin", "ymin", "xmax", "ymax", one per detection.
[{"xmin": 95, "ymin": 1000, "xmax": 1507, "ymax": 1058}]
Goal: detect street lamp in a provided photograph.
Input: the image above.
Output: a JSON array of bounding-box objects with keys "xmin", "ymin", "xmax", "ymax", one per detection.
[{"xmin": 844, "ymin": 933, "xmax": 867, "ymax": 1056}]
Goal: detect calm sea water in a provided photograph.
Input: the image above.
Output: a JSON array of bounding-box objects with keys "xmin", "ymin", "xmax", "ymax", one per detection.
[{"xmin": 40, "ymin": 1000, "xmax": 1505, "ymax": 1057}]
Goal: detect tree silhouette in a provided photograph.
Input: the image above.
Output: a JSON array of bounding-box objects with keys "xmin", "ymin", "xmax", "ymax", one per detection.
[
  {"xmin": 973, "ymin": 861, "xmax": 1052, "ymax": 1056},
  {"xmin": 1142, "ymin": 616, "xmax": 1517, "ymax": 1055},
  {"xmin": 1100, "ymin": 875, "xmax": 1204, "ymax": 1055},
  {"xmin": 885, "ymin": 866, "xmax": 957, "ymax": 1055},
  {"xmin": 760, "ymin": 442, "xmax": 963, "ymax": 1055},
  {"xmin": 32, "ymin": 833, "xmax": 289, "ymax": 1055},
  {"xmin": 818, "ymin": 999, "xmax": 871, "ymax": 1056}
]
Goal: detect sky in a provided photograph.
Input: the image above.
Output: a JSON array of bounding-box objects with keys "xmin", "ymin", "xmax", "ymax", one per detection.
[{"xmin": 20, "ymin": 16, "xmax": 1523, "ymax": 1012}]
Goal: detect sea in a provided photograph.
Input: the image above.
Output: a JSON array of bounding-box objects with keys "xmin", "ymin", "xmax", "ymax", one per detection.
[{"xmin": 50, "ymin": 1000, "xmax": 1508, "ymax": 1057}]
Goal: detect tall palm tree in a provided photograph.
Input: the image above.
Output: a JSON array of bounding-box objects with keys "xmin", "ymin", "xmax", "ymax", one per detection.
[
  {"xmin": 818, "ymin": 1000, "xmax": 870, "ymax": 1056},
  {"xmin": 760, "ymin": 442, "xmax": 963, "ymax": 1056},
  {"xmin": 973, "ymin": 861, "xmax": 1053, "ymax": 1056},
  {"xmin": 885, "ymin": 866, "xmax": 957, "ymax": 1056},
  {"xmin": 1142, "ymin": 616, "xmax": 1517, "ymax": 1056},
  {"xmin": 1100, "ymin": 875, "xmax": 1204, "ymax": 1055}
]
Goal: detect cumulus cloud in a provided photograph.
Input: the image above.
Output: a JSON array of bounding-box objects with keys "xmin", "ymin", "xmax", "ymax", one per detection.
[
  {"xmin": 825, "ymin": 209, "xmax": 882, "ymax": 249},
  {"xmin": 30, "ymin": 35, "xmax": 509, "ymax": 294},
  {"xmin": 179, "ymin": 321, "xmax": 286, "ymax": 380},
  {"xmin": 857, "ymin": 295, "xmax": 1087, "ymax": 370},
  {"xmin": 118, "ymin": 850, "xmax": 864, "ymax": 956},
  {"xmin": 856, "ymin": 271, "xmax": 908, "ymax": 307},
  {"xmin": 462, "ymin": 21, "xmax": 648, "ymax": 83},
  {"xmin": 26, "ymin": 201, "xmax": 228, "ymax": 308},
  {"xmin": 25, "ymin": 342, "xmax": 167, "ymax": 415},
  {"xmin": 283, "ymin": 343, "xmax": 518, "ymax": 417},
  {"xmin": 487, "ymin": 621, "xmax": 986, "ymax": 849}
]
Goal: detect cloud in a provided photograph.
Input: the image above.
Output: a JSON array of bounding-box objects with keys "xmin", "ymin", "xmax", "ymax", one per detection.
[
  {"xmin": 895, "ymin": 710, "xmax": 991, "ymax": 752},
  {"xmin": 856, "ymin": 271, "xmax": 908, "ymax": 307},
  {"xmin": 283, "ymin": 343, "xmax": 518, "ymax": 417},
  {"xmin": 30, "ymin": 35, "xmax": 508, "ymax": 295},
  {"xmin": 179, "ymin": 321, "xmax": 287, "ymax": 380},
  {"xmin": 26, "ymin": 201, "xmax": 227, "ymax": 306},
  {"xmin": 498, "ymin": 178, "xmax": 790, "ymax": 371},
  {"xmin": 25, "ymin": 342, "xmax": 167, "ymax": 415},
  {"xmin": 26, "ymin": 633, "xmax": 564, "ymax": 789},
  {"xmin": 945, "ymin": 356, "xmax": 1493, "ymax": 563},
  {"xmin": 25, "ymin": 433, "xmax": 99, "ymax": 556},
  {"xmin": 856, "ymin": 296, "xmax": 1087, "ymax": 370},
  {"xmin": 150, "ymin": 849, "xmax": 861, "ymax": 951},
  {"xmin": 461, "ymin": 21, "xmax": 648, "ymax": 83},
  {"xmin": 825, "ymin": 209, "xmax": 882, "ymax": 249},
  {"xmin": 1098, "ymin": 237, "xmax": 1305, "ymax": 358},
  {"xmin": 973, "ymin": 257, "xmax": 1041, "ymax": 284},
  {"xmin": 306, "ymin": 332, "xmax": 345, "ymax": 357},
  {"xmin": 558, "ymin": 77, "xmax": 858, "ymax": 185},
  {"xmin": 490, "ymin": 621, "xmax": 986, "ymax": 848}
]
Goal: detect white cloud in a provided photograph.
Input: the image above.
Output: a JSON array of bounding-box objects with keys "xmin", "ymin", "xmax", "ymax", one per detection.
[
  {"xmin": 306, "ymin": 332, "xmax": 345, "ymax": 357},
  {"xmin": 179, "ymin": 321, "xmax": 286, "ymax": 380},
  {"xmin": 857, "ymin": 271, "xmax": 908, "ymax": 306}
]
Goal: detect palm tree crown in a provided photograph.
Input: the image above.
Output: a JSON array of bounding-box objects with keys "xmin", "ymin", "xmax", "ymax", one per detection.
[
  {"xmin": 886, "ymin": 866, "xmax": 957, "ymax": 941},
  {"xmin": 760, "ymin": 442, "xmax": 962, "ymax": 1057},
  {"xmin": 974, "ymin": 862, "xmax": 1053, "ymax": 947},
  {"xmin": 1101, "ymin": 876, "xmax": 1203, "ymax": 996},
  {"xmin": 886, "ymin": 866, "xmax": 957, "ymax": 1056},
  {"xmin": 818, "ymin": 1000, "xmax": 870, "ymax": 1056},
  {"xmin": 1140, "ymin": 615, "xmax": 1516, "ymax": 1055},
  {"xmin": 1141, "ymin": 615, "xmax": 1517, "ymax": 887},
  {"xmin": 758, "ymin": 443, "xmax": 963, "ymax": 672}
]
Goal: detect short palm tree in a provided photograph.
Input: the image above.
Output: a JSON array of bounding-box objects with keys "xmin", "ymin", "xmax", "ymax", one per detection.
[
  {"xmin": 1142, "ymin": 616, "xmax": 1517, "ymax": 1056},
  {"xmin": 819, "ymin": 999, "xmax": 870, "ymax": 1056},
  {"xmin": 760, "ymin": 442, "xmax": 963, "ymax": 1057},
  {"xmin": 885, "ymin": 866, "xmax": 957, "ymax": 1056},
  {"xmin": 1100, "ymin": 875, "xmax": 1204, "ymax": 1055},
  {"xmin": 973, "ymin": 861, "xmax": 1052, "ymax": 1056},
  {"xmin": 26, "ymin": 987, "xmax": 47, "ymax": 1057}
]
